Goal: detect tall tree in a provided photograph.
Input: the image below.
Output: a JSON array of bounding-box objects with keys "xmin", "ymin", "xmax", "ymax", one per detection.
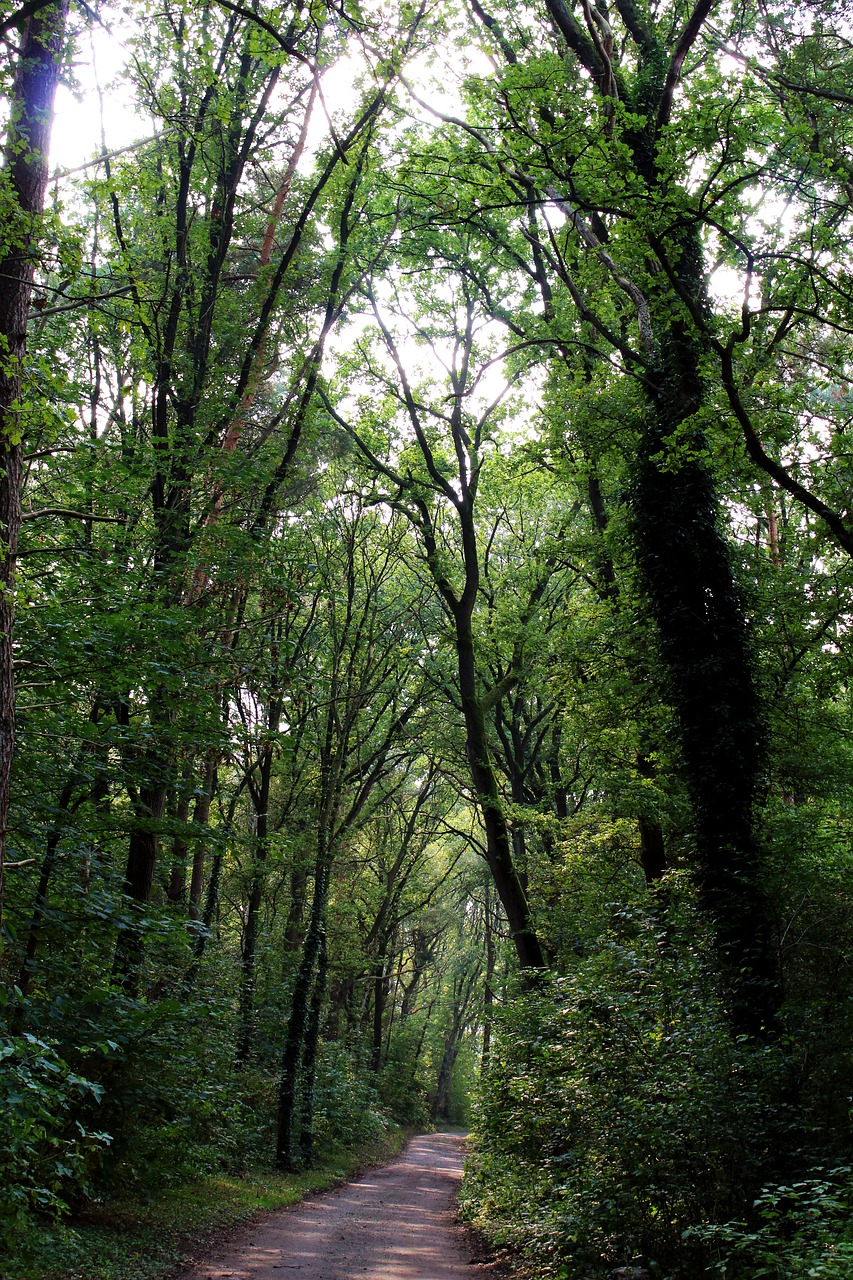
[
  {"xmin": 0, "ymin": 0, "xmax": 69, "ymax": 941},
  {"xmin": 326, "ymin": 252, "xmax": 553, "ymax": 975},
  {"xmin": 396, "ymin": 0, "xmax": 787, "ymax": 1035}
]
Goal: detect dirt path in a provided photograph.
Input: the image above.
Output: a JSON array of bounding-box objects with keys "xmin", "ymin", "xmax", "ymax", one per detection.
[{"xmin": 177, "ymin": 1132, "xmax": 504, "ymax": 1280}]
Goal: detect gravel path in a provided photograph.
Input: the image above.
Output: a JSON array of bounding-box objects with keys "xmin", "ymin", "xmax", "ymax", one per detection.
[{"xmin": 177, "ymin": 1132, "xmax": 500, "ymax": 1280}]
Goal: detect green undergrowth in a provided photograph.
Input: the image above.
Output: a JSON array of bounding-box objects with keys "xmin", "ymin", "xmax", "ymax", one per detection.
[{"xmin": 0, "ymin": 1127, "xmax": 409, "ymax": 1280}]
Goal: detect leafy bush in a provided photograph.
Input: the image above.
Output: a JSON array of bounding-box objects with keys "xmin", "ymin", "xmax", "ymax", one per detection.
[
  {"xmin": 460, "ymin": 890, "xmax": 785, "ymax": 1279},
  {"xmin": 312, "ymin": 1042, "xmax": 389, "ymax": 1150},
  {"xmin": 377, "ymin": 1024, "xmax": 432, "ymax": 1127},
  {"xmin": 0, "ymin": 1033, "xmax": 111, "ymax": 1245},
  {"xmin": 21, "ymin": 983, "xmax": 273, "ymax": 1194},
  {"xmin": 690, "ymin": 1167, "xmax": 853, "ymax": 1279}
]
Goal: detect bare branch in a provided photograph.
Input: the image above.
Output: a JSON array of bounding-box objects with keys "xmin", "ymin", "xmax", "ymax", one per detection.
[{"xmin": 21, "ymin": 508, "xmax": 123, "ymax": 522}]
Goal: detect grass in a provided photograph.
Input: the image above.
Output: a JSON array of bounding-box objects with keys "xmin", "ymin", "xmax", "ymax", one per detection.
[{"xmin": 1, "ymin": 1127, "xmax": 409, "ymax": 1280}]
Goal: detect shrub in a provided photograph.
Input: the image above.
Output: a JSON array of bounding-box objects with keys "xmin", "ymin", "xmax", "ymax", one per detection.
[
  {"xmin": 460, "ymin": 891, "xmax": 785, "ymax": 1279},
  {"xmin": 0, "ymin": 1033, "xmax": 111, "ymax": 1246},
  {"xmin": 312, "ymin": 1042, "xmax": 389, "ymax": 1150},
  {"xmin": 690, "ymin": 1166, "xmax": 853, "ymax": 1279}
]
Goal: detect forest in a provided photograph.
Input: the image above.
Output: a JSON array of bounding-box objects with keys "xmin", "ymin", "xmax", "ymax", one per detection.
[{"xmin": 0, "ymin": 0, "xmax": 852, "ymax": 1276}]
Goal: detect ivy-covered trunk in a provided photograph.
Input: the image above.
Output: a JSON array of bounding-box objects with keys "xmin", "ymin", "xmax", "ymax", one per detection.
[{"xmin": 632, "ymin": 235, "xmax": 778, "ymax": 1038}]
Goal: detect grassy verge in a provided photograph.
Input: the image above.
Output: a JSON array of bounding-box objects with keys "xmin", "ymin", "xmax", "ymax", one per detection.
[{"xmin": 2, "ymin": 1127, "xmax": 410, "ymax": 1280}]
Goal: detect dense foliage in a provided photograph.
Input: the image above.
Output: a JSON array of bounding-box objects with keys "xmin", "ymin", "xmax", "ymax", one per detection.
[{"xmin": 1, "ymin": 0, "xmax": 852, "ymax": 1276}]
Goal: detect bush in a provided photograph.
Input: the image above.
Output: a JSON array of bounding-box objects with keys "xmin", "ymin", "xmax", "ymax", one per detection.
[
  {"xmin": 691, "ymin": 1166, "xmax": 853, "ymax": 1279},
  {"xmin": 460, "ymin": 890, "xmax": 785, "ymax": 1279},
  {"xmin": 377, "ymin": 1024, "xmax": 432, "ymax": 1127},
  {"xmin": 0, "ymin": 1033, "xmax": 111, "ymax": 1245},
  {"xmin": 312, "ymin": 1042, "xmax": 389, "ymax": 1150},
  {"xmin": 21, "ymin": 983, "xmax": 273, "ymax": 1195}
]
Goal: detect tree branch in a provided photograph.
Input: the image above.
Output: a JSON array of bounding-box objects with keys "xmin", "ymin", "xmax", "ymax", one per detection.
[
  {"xmin": 657, "ymin": 0, "xmax": 720, "ymax": 130},
  {"xmin": 21, "ymin": 508, "xmax": 123, "ymax": 522},
  {"xmin": 719, "ymin": 348, "xmax": 853, "ymax": 558}
]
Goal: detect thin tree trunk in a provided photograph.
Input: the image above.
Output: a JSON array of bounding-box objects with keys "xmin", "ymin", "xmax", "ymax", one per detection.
[
  {"xmin": 276, "ymin": 825, "xmax": 333, "ymax": 1170},
  {"xmin": 181, "ymin": 842, "xmax": 224, "ymax": 998},
  {"xmin": 481, "ymin": 878, "xmax": 496, "ymax": 1068},
  {"xmin": 370, "ymin": 936, "xmax": 389, "ymax": 1073},
  {"xmin": 298, "ymin": 926, "xmax": 328, "ymax": 1167},
  {"xmin": 188, "ymin": 761, "xmax": 216, "ymax": 921},
  {"xmin": 166, "ymin": 782, "xmax": 192, "ymax": 903},
  {"xmin": 636, "ymin": 754, "xmax": 667, "ymax": 885},
  {"xmin": 237, "ymin": 739, "xmax": 274, "ymax": 1063},
  {"xmin": 16, "ymin": 778, "xmax": 76, "ymax": 1002},
  {"xmin": 454, "ymin": 609, "xmax": 545, "ymax": 974},
  {"xmin": 16, "ymin": 697, "xmax": 103, "ymax": 997},
  {"xmin": 433, "ymin": 965, "xmax": 479, "ymax": 1120},
  {"xmin": 282, "ymin": 858, "xmax": 308, "ymax": 954}
]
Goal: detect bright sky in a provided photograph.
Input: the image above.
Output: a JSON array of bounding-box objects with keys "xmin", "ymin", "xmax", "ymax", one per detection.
[
  {"xmin": 52, "ymin": 18, "xmax": 134, "ymax": 171},
  {"xmin": 50, "ymin": 8, "xmax": 485, "ymax": 174},
  {"xmin": 46, "ymin": 6, "xmax": 753, "ymax": 401}
]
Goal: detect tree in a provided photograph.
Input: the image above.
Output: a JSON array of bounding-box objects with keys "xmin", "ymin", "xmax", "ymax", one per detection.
[
  {"xmin": 326, "ymin": 239, "xmax": 559, "ymax": 974},
  {"xmin": 0, "ymin": 0, "xmax": 69, "ymax": 940},
  {"xmin": 390, "ymin": 0, "xmax": 787, "ymax": 1036},
  {"xmin": 274, "ymin": 496, "xmax": 430, "ymax": 1168}
]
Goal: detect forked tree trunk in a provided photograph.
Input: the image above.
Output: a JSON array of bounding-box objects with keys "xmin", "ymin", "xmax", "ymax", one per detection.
[
  {"xmin": 297, "ymin": 927, "xmax": 328, "ymax": 1167},
  {"xmin": 276, "ymin": 821, "xmax": 334, "ymax": 1170}
]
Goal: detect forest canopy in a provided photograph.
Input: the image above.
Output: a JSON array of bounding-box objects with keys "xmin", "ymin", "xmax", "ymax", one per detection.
[{"xmin": 1, "ymin": 0, "xmax": 852, "ymax": 1277}]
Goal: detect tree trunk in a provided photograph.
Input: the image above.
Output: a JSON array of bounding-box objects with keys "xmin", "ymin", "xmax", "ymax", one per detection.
[
  {"xmin": 481, "ymin": 878, "xmax": 496, "ymax": 1068},
  {"xmin": 0, "ymin": 0, "xmax": 69, "ymax": 944},
  {"xmin": 188, "ymin": 761, "xmax": 216, "ymax": 921},
  {"xmin": 181, "ymin": 841, "xmax": 224, "ymax": 998},
  {"xmin": 297, "ymin": 926, "xmax": 328, "ymax": 1167},
  {"xmin": 632, "ymin": 243, "xmax": 779, "ymax": 1036},
  {"xmin": 16, "ymin": 777, "xmax": 77, "ymax": 1002},
  {"xmin": 276, "ymin": 825, "xmax": 333, "ymax": 1170},
  {"xmin": 112, "ymin": 780, "xmax": 168, "ymax": 994},
  {"xmin": 433, "ymin": 964, "xmax": 479, "ymax": 1120},
  {"xmin": 454, "ymin": 609, "xmax": 545, "ymax": 974},
  {"xmin": 166, "ymin": 782, "xmax": 192, "ymax": 904},
  {"xmin": 370, "ymin": 936, "xmax": 390, "ymax": 1073},
  {"xmin": 282, "ymin": 857, "xmax": 308, "ymax": 954},
  {"xmin": 237, "ymin": 739, "xmax": 274, "ymax": 1063}
]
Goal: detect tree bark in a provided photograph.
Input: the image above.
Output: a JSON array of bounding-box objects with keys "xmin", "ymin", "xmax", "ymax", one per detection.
[
  {"xmin": 297, "ymin": 926, "xmax": 328, "ymax": 1167},
  {"xmin": 454, "ymin": 609, "xmax": 546, "ymax": 974},
  {"xmin": 276, "ymin": 830, "xmax": 332, "ymax": 1170},
  {"xmin": 632, "ymin": 234, "xmax": 779, "ymax": 1036},
  {"xmin": 433, "ymin": 962, "xmax": 479, "ymax": 1120},
  {"xmin": 112, "ymin": 780, "xmax": 168, "ymax": 994},
  {"xmin": 481, "ymin": 877, "xmax": 496, "ymax": 1068},
  {"xmin": 237, "ymin": 738, "xmax": 274, "ymax": 1063},
  {"xmin": 188, "ymin": 761, "xmax": 217, "ymax": 921},
  {"xmin": 0, "ymin": 0, "xmax": 69, "ymax": 944},
  {"xmin": 370, "ymin": 936, "xmax": 390, "ymax": 1073}
]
